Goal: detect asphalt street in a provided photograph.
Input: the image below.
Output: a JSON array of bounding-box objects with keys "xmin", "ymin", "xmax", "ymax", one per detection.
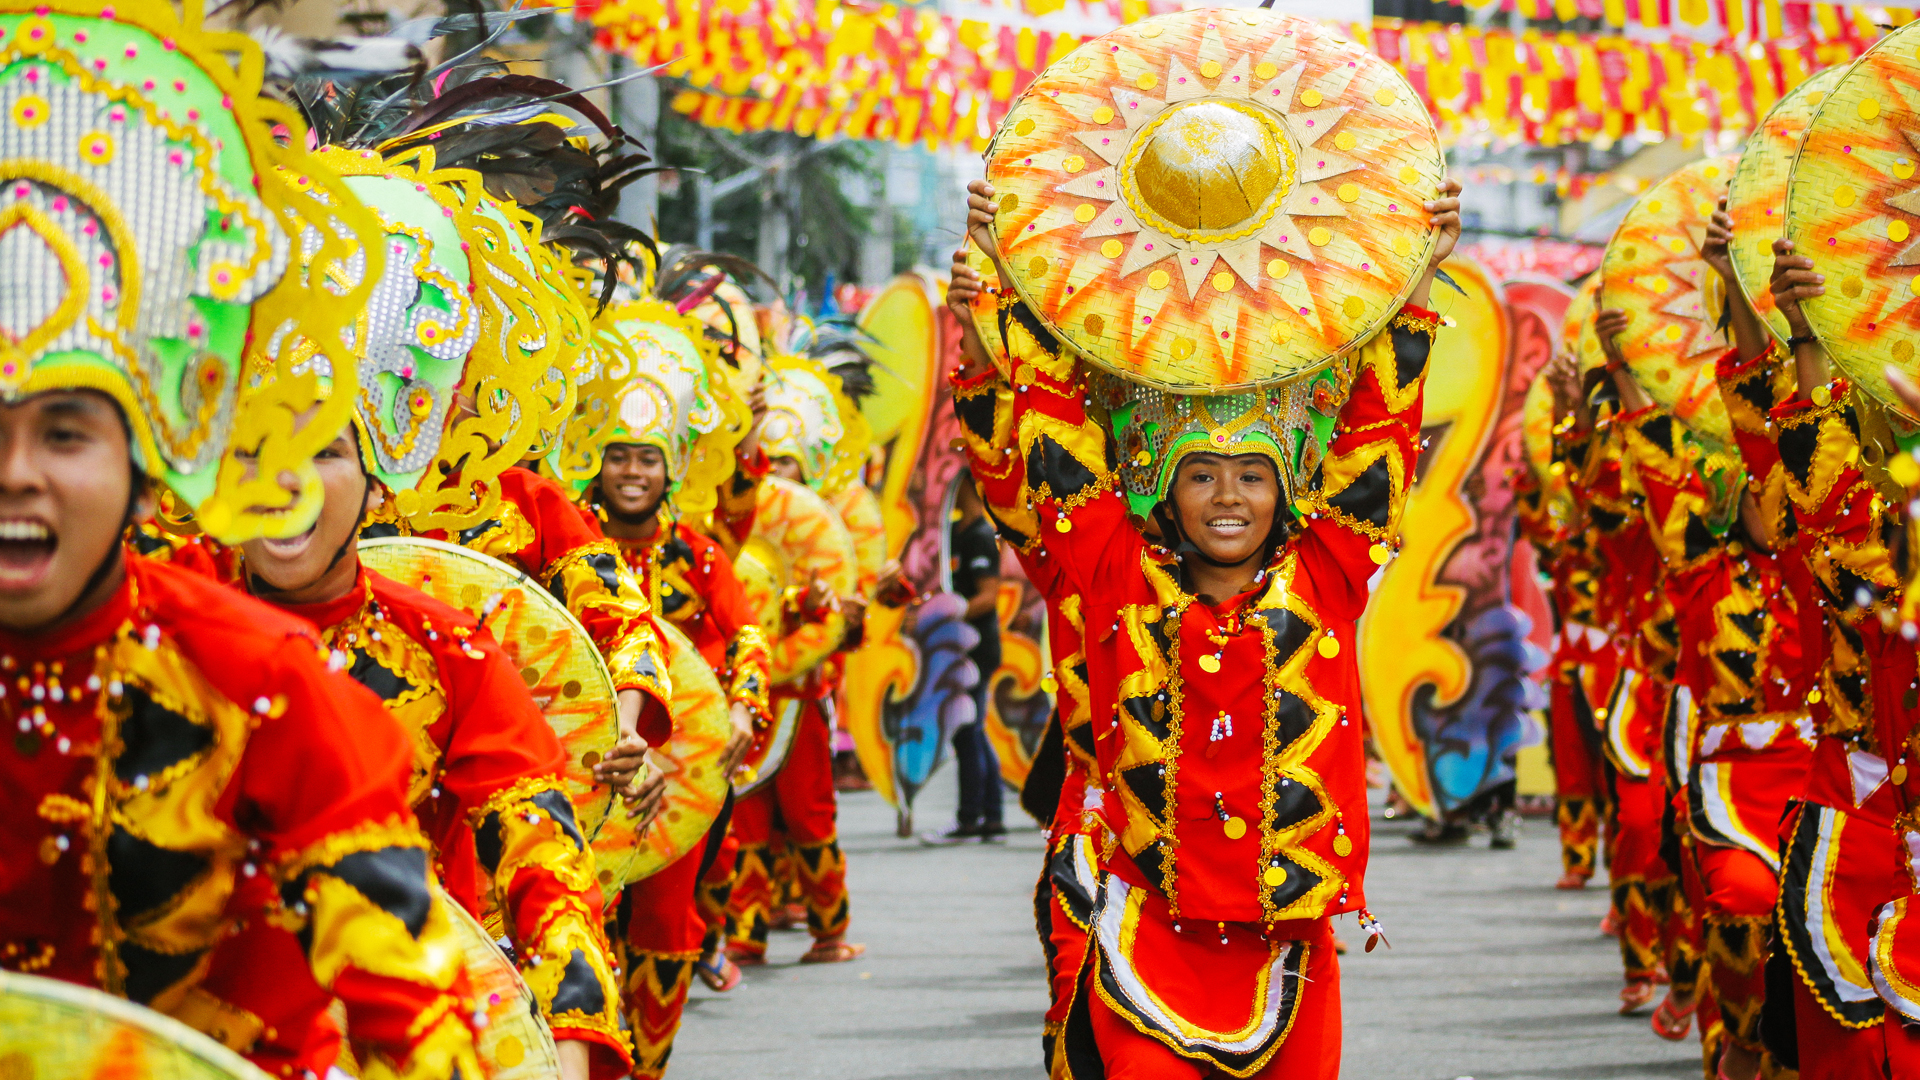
[{"xmin": 664, "ymin": 770, "xmax": 1701, "ymax": 1080}]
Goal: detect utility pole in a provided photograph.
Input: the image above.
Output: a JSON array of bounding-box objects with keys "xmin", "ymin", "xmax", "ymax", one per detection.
[
  {"xmin": 695, "ymin": 173, "xmax": 714, "ymax": 250},
  {"xmin": 611, "ymin": 57, "xmax": 661, "ymax": 232},
  {"xmin": 757, "ymin": 157, "xmax": 791, "ymax": 291},
  {"xmin": 860, "ymin": 144, "xmax": 894, "ymax": 286}
]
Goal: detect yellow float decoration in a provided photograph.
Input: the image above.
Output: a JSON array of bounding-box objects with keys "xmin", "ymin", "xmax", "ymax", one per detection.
[
  {"xmin": 1357, "ymin": 259, "xmax": 1509, "ymax": 820},
  {"xmin": 1785, "ymin": 20, "xmax": 1920, "ymax": 417},
  {"xmin": 982, "ymin": 581, "xmax": 1050, "ymax": 791},
  {"xmin": 985, "ymin": 8, "xmax": 1444, "ymax": 392},
  {"xmin": 842, "ymin": 272, "xmax": 946, "ymax": 811}
]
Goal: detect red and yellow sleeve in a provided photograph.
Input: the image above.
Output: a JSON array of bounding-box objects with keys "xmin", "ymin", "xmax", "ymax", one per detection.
[
  {"xmin": 1291, "ymin": 306, "xmax": 1437, "ymax": 620},
  {"xmin": 235, "ymin": 650, "xmax": 481, "ymax": 1080},
  {"xmin": 1773, "ymin": 380, "xmax": 1902, "ymax": 604},
  {"xmin": 434, "ymin": 625, "xmax": 631, "ymax": 1076},
  {"xmin": 951, "ymin": 298, "xmax": 1089, "ymax": 557},
  {"xmin": 1716, "ymin": 343, "xmax": 1797, "ymax": 548},
  {"xmin": 696, "ymin": 533, "xmax": 773, "ymax": 723},
  {"xmin": 1616, "ymin": 405, "xmax": 1727, "ymax": 577}
]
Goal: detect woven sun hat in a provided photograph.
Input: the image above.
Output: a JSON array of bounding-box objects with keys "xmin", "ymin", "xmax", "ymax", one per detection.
[
  {"xmin": 1784, "ymin": 21, "xmax": 1920, "ymax": 418},
  {"xmin": 1727, "ymin": 67, "xmax": 1847, "ymax": 343},
  {"xmin": 1598, "ymin": 156, "xmax": 1738, "ymax": 447},
  {"xmin": 983, "ymin": 7, "xmax": 1445, "ymax": 394}
]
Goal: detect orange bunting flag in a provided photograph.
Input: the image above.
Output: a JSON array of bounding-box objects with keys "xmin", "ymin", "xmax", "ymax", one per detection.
[{"xmin": 585, "ymin": 0, "xmax": 1899, "ymax": 151}]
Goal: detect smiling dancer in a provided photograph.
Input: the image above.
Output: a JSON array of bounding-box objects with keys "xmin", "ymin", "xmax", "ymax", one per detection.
[
  {"xmin": 0, "ymin": 1, "xmax": 486, "ymax": 1074},
  {"xmin": 580, "ymin": 291, "xmax": 771, "ymax": 1077},
  {"xmin": 947, "ymin": 163, "xmax": 1459, "ymax": 1075}
]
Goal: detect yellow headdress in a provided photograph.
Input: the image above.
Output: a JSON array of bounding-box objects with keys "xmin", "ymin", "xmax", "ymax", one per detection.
[
  {"xmin": 558, "ymin": 293, "xmax": 751, "ymax": 521},
  {"xmin": 308, "ymin": 145, "xmax": 580, "ymax": 533},
  {"xmin": 760, "ymin": 352, "xmax": 871, "ymax": 496}
]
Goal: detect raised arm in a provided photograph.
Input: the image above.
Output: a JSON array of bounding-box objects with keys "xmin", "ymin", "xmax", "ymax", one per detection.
[{"xmin": 1290, "ymin": 306, "xmax": 1439, "ymax": 620}]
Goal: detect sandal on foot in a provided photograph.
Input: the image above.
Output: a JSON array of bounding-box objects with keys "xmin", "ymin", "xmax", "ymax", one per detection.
[
  {"xmin": 724, "ymin": 946, "xmax": 766, "ymax": 967},
  {"xmin": 1556, "ymin": 871, "xmax": 1591, "ymax": 890},
  {"xmin": 695, "ymin": 954, "xmax": 742, "ymax": 993},
  {"xmin": 1650, "ymin": 993, "xmax": 1696, "ymax": 1040},
  {"xmin": 1599, "ymin": 910, "xmax": 1623, "ymax": 938},
  {"xmin": 1619, "ymin": 979, "xmax": 1657, "ymax": 1015},
  {"xmin": 799, "ymin": 941, "xmax": 866, "ymax": 964}
]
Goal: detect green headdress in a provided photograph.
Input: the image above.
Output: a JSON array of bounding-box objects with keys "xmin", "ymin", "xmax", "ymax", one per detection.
[
  {"xmin": 0, "ymin": 0, "xmax": 386, "ymax": 541},
  {"xmin": 1092, "ymin": 362, "xmax": 1352, "ymax": 520}
]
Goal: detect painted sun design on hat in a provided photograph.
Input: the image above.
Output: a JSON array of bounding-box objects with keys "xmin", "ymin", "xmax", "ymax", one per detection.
[
  {"xmin": 1727, "ymin": 66, "xmax": 1842, "ymax": 343},
  {"xmin": 986, "ymin": 8, "xmax": 1445, "ymax": 394},
  {"xmin": 1599, "ymin": 156, "xmax": 1738, "ymax": 447},
  {"xmin": 1784, "ymin": 20, "xmax": 1920, "ymax": 417}
]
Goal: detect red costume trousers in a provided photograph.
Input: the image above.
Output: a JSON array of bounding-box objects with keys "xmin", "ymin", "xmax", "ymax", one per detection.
[
  {"xmin": 1610, "ymin": 769, "xmax": 1671, "ymax": 981},
  {"xmin": 698, "ymin": 830, "xmax": 738, "ymax": 954},
  {"xmin": 726, "ymin": 694, "xmax": 849, "ymax": 954},
  {"xmin": 623, "ymin": 847, "xmax": 705, "ymax": 1078},
  {"xmin": 1551, "ymin": 668, "xmax": 1606, "ymax": 881},
  {"xmin": 1692, "ymin": 842, "xmax": 1779, "ymax": 1054},
  {"xmin": 1039, "ymin": 831, "xmax": 1096, "ymax": 1077},
  {"xmin": 1083, "ymin": 921, "xmax": 1341, "ymax": 1080}
]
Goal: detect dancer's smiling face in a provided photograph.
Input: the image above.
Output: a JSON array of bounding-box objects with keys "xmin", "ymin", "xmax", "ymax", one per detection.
[
  {"xmin": 599, "ymin": 442, "xmax": 670, "ymax": 523},
  {"xmin": 238, "ymin": 429, "xmax": 372, "ymax": 602},
  {"xmin": 0, "ymin": 391, "xmax": 144, "ymax": 631},
  {"xmin": 1169, "ymin": 452, "xmax": 1278, "ymax": 569}
]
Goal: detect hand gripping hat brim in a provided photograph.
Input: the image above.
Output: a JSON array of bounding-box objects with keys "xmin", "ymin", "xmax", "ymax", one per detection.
[{"xmin": 984, "ymin": 7, "xmax": 1444, "ymax": 394}]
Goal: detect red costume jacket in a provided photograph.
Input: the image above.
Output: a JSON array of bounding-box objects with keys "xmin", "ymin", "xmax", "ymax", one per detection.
[
  {"xmin": 1772, "ymin": 377, "xmax": 1914, "ymax": 826},
  {"xmin": 1769, "ymin": 377, "xmax": 1920, "ymax": 1025},
  {"xmin": 206, "ymin": 568, "xmax": 631, "ymax": 1075},
  {"xmin": 604, "ymin": 513, "xmax": 772, "ymax": 726},
  {"xmin": 1565, "ymin": 415, "xmax": 1668, "ymax": 780},
  {"xmin": 0, "ymin": 555, "xmax": 480, "ymax": 1078},
  {"xmin": 385, "ymin": 466, "xmax": 673, "ymax": 746},
  {"xmin": 1618, "ymin": 403, "xmax": 1813, "ymax": 867}
]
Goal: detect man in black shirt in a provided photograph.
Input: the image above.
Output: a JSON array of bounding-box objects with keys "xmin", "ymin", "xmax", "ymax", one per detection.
[{"xmin": 925, "ymin": 471, "xmax": 1006, "ymax": 844}]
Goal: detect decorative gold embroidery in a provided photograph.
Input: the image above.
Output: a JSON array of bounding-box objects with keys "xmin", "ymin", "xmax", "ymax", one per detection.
[{"xmin": 321, "ymin": 583, "xmax": 448, "ymax": 807}]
